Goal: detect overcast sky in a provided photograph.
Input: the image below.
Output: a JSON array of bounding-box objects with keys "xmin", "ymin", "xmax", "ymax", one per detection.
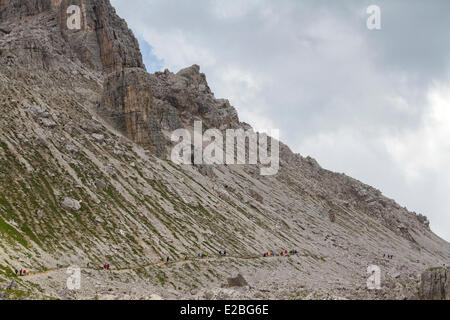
[{"xmin": 110, "ymin": 0, "xmax": 450, "ymax": 241}]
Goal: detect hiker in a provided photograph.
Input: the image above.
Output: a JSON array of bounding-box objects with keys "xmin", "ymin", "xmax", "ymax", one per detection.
[
  {"xmin": 219, "ymin": 250, "xmax": 222, "ymax": 255},
  {"xmin": 86, "ymin": 262, "xmax": 90, "ymax": 268},
  {"xmin": 223, "ymin": 250, "xmax": 227, "ymax": 256},
  {"xmin": 184, "ymin": 256, "xmax": 188, "ymax": 260},
  {"xmin": 166, "ymin": 257, "xmax": 170, "ymax": 262},
  {"xmin": 19, "ymin": 269, "xmax": 22, "ymax": 276},
  {"xmin": 280, "ymin": 252, "xmax": 284, "ymax": 256},
  {"xmin": 14, "ymin": 269, "xmax": 18, "ymax": 276}
]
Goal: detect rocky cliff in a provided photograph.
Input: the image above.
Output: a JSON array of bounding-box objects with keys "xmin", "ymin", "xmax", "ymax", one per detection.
[{"xmin": 0, "ymin": 0, "xmax": 449, "ymax": 300}]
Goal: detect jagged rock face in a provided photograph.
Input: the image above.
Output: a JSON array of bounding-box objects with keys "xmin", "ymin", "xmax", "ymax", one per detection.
[
  {"xmin": 99, "ymin": 65, "xmax": 241, "ymax": 156},
  {"xmin": 419, "ymin": 267, "xmax": 449, "ymax": 300},
  {"xmin": 0, "ymin": 0, "xmax": 143, "ymax": 73}
]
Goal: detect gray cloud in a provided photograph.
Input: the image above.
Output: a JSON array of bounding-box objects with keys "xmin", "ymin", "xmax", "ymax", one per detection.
[{"xmin": 111, "ymin": 0, "xmax": 450, "ymax": 241}]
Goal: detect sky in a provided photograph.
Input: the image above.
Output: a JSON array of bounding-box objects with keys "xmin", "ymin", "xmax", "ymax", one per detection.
[{"xmin": 110, "ymin": 0, "xmax": 450, "ymax": 241}]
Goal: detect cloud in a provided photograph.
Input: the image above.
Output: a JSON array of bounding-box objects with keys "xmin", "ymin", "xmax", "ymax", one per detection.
[{"xmin": 111, "ymin": 0, "xmax": 450, "ymax": 241}]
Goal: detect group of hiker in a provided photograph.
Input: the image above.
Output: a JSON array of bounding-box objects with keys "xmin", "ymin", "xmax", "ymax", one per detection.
[
  {"xmin": 195, "ymin": 250, "xmax": 228, "ymax": 259},
  {"xmin": 15, "ymin": 268, "xmax": 29, "ymax": 277},
  {"xmin": 383, "ymin": 254, "xmax": 394, "ymax": 259},
  {"xmin": 263, "ymin": 249, "xmax": 298, "ymax": 257},
  {"xmin": 14, "ymin": 247, "xmax": 305, "ymax": 276}
]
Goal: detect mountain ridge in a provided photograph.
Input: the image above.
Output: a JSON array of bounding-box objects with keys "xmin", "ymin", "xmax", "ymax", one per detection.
[{"xmin": 0, "ymin": 0, "xmax": 448, "ymax": 300}]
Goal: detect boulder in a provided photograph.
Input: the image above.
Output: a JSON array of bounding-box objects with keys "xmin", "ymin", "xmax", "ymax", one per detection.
[
  {"xmin": 61, "ymin": 198, "xmax": 81, "ymax": 212},
  {"xmin": 81, "ymin": 120, "xmax": 102, "ymax": 134},
  {"xmin": 28, "ymin": 104, "xmax": 50, "ymax": 119},
  {"xmin": 249, "ymin": 189, "xmax": 263, "ymax": 203},
  {"xmin": 227, "ymin": 274, "xmax": 249, "ymax": 288},
  {"xmin": 7, "ymin": 280, "xmax": 18, "ymax": 290},
  {"xmin": 419, "ymin": 267, "xmax": 449, "ymax": 300},
  {"xmin": 95, "ymin": 179, "xmax": 108, "ymax": 191},
  {"xmin": 92, "ymin": 133, "xmax": 105, "ymax": 142}
]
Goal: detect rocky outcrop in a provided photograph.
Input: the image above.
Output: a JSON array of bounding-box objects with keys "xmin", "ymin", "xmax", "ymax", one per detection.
[
  {"xmin": 99, "ymin": 65, "xmax": 241, "ymax": 157},
  {"xmin": 419, "ymin": 267, "xmax": 449, "ymax": 300}
]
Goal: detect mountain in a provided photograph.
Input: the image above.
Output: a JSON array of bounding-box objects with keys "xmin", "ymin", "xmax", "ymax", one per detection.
[{"xmin": 0, "ymin": 0, "xmax": 449, "ymax": 300}]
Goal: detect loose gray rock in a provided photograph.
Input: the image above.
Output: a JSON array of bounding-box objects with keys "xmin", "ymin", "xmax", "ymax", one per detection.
[
  {"xmin": 81, "ymin": 120, "xmax": 102, "ymax": 134},
  {"xmin": 61, "ymin": 198, "xmax": 81, "ymax": 212},
  {"xmin": 7, "ymin": 280, "xmax": 18, "ymax": 290},
  {"xmin": 419, "ymin": 267, "xmax": 449, "ymax": 300},
  {"xmin": 65, "ymin": 144, "xmax": 78, "ymax": 153},
  {"xmin": 40, "ymin": 118, "xmax": 57, "ymax": 128},
  {"xmin": 92, "ymin": 133, "xmax": 105, "ymax": 142},
  {"xmin": 95, "ymin": 179, "xmax": 108, "ymax": 191}
]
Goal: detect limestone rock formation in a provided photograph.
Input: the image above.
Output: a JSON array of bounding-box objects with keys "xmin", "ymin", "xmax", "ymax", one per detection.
[{"xmin": 0, "ymin": 0, "xmax": 143, "ymax": 73}]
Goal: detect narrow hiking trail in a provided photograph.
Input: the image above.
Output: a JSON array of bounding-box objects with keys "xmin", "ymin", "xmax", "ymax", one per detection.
[{"xmin": 21, "ymin": 253, "xmax": 301, "ymax": 279}]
